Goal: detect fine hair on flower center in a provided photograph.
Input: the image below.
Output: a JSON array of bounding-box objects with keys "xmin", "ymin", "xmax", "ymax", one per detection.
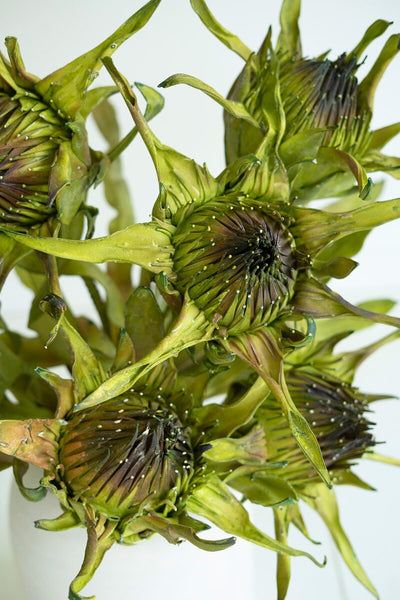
[{"xmin": 173, "ymin": 197, "xmax": 298, "ymax": 330}]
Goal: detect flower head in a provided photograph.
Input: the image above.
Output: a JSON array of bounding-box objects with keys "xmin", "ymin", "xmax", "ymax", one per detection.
[
  {"xmin": 182, "ymin": 0, "xmax": 400, "ymax": 201},
  {"xmin": 278, "ymin": 53, "xmax": 364, "ymax": 147},
  {"xmin": 173, "ymin": 196, "xmax": 299, "ymax": 332},
  {"xmin": 0, "ymin": 0, "xmax": 162, "ymax": 233},
  {"xmin": 224, "ymin": 321, "xmax": 400, "ymax": 600},
  {"xmin": 0, "ymin": 90, "xmax": 70, "ymax": 230},
  {"xmin": 60, "ymin": 395, "xmax": 194, "ymax": 518},
  {"xmin": 260, "ymin": 369, "xmax": 375, "ymax": 486}
]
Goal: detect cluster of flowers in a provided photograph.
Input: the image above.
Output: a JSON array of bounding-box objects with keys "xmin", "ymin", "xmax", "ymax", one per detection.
[{"xmin": 0, "ymin": 1, "xmax": 399, "ymax": 598}]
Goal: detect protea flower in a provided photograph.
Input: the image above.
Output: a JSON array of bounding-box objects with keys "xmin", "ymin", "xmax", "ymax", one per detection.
[
  {"xmin": 4, "ymin": 58, "xmax": 400, "ymax": 488},
  {"xmin": 161, "ymin": 0, "xmax": 400, "ymax": 201},
  {"xmin": 224, "ymin": 321, "xmax": 400, "ymax": 600}
]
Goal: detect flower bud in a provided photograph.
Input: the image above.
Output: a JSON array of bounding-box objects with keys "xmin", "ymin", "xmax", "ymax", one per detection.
[
  {"xmin": 173, "ymin": 196, "xmax": 299, "ymax": 334},
  {"xmin": 226, "ymin": 51, "xmax": 369, "ymax": 163},
  {"xmin": 0, "ymin": 92, "xmax": 73, "ymax": 230},
  {"xmin": 59, "ymin": 393, "xmax": 194, "ymax": 518},
  {"xmin": 260, "ymin": 370, "xmax": 375, "ymax": 485},
  {"xmin": 0, "ymin": 1, "xmax": 164, "ymax": 232},
  {"xmin": 279, "ymin": 54, "xmax": 365, "ymax": 148}
]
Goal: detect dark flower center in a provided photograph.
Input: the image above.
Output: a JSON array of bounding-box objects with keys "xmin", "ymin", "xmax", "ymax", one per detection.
[
  {"xmin": 259, "ymin": 370, "xmax": 375, "ymax": 485},
  {"xmin": 59, "ymin": 394, "xmax": 193, "ymax": 518},
  {"xmin": 290, "ymin": 372, "xmax": 375, "ymax": 468},
  {"xmin": 173, "ymin": 197, "xmax": 298, "ymax": 333},
  {"xmin": 0, "ymin": 93, "xmax": 69, "ymax": 230},
  {"xmin": 279, "ymin": 53, "xmax": 369, "ymax": 151}
]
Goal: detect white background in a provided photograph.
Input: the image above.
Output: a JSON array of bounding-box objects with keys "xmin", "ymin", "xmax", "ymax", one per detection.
[{"xmin": 1, "ymin": 1, "xmax": 400, "ymax": 599}]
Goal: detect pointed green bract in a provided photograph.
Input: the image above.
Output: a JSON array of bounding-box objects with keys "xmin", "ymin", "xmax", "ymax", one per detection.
[
  {"xmin": 0, "ymin": 418, "xmax": 61, "ymax": 469},
  {"xmin": 4, "ymin": 37, "xmax": 38, "ymax": 87},
  {"xmin": 35, "ymin": 0, "xmax": 162, "ymax": 119},
  {"xmin": 204, "ymin": 426, "xmax": 267, "ymax": 464},
  {"xmin": 103, "ymin": 57, "xmax": 222, "ymax": 217},
  {"xmin": 13, "ymin": 459, "xmax": 47, "ymax": 502},
  {"xmin": 230, "ymin": 473, "xmax": 298, "ymax": 508},
  {"xmin": 61, "ymin": 318, "xmax": 105, "ymax": 401},
  {"xmin": 304, "ymin": 484, "xmax": 379, "ymax": 598},
  {"xmin": 369, "ymin": 122, "xmax": 400, "ymax": 151},
  {"xmin": 75, "ymin": 299, "xmax": 214, "ymax": 410},
  {"xmin": 124, "ymin": 287, "xmax": 164, "ymax": 360},
  {"xmin": 358, "ymin": 33, "xmax": 400, "ymax": 112},
  {"xmin": 159, "ymin": 73, "xmax": 260, "ymax": 128},
  {"xmin": 276, "ymin": 0, "xmax": 301, "ymax": 58},
  {"xmin": 225, "ymin": 331, "xmax": 331, "ymax": 488},
  {"xmin": 274, "ymin": 507, "xmax": 291, "ymax": 600},
  {"xmin": 187, "ymin": 475, "xmax": 325, "ymax": 565},
  {"xmin": 349, "ymin": 19, "xmax": 392, "ymax": 59},
  {"xmin": 0, "ymin": 223, "xmax": 174, "ymax": 273},
  {"xmin": 138, "ymin": 513, "xmax": 235, "ymax": 551},
  {"xmin": 193, "ymin": 376, "xmax": 269, "ymax": 438},
  {"xmin": 190, "ymin": 0, "xmax": 252, "ymax": 60},
  {"xmin": 68, "ymin": 513, "xmax": 116, "ymax": 600},
  {"xmin": 292, "ymin": 198, "xmax": 400, "ymax": 256},
  {"xmin": 36, "ymin": 511, "xmax": 80, "ymax": 532}
]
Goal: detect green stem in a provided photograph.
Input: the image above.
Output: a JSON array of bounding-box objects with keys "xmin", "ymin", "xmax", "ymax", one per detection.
[
  {"xmin": 108, "ymin": 125, "xmax": 139, "ymax": 163},
  {"xmin": 103, "ymin": 57, "xmax": 160, "ymax": 168},
  {"xmin": 274, "ymin": 507, "xmax": 291, "ymax": 600}
]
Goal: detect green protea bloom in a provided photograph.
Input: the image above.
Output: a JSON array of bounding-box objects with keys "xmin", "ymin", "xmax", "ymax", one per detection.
[
  {"xmin": 277, "ymin": 53, "xmax": 363, "ymax": 148},
  {"xmin": 5, "ymin": 59, "xmax": 400, "ymax": 489},
  {"xmin": 171, "ymin": 0, "xmax": 400, "ymax": 201},
  {"xmin": 172, "ymin": 196, "xmax": 300, "ymax": 332},
  {"xmin": 280, "ymin": 370, "xmax": 374, "ymax": 481},
  {"xmin": 257, "ymin": 369, "xmax": 376, "ymax": 490}
]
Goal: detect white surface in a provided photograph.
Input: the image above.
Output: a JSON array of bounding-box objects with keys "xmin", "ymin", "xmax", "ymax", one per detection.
[{"xmin": 1, "ymin": 1, "xmax": 400, "ymax": 599}]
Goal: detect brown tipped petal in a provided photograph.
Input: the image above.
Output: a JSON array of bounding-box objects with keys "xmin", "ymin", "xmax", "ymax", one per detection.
[{"xmin": 0, "ymin": 418, "xmax": 61, "ymax": 469}]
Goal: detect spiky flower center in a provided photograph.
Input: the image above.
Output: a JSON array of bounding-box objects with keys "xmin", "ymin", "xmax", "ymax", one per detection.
[
  {"xmin": 261, "ymin": 371, "xmax": 374, "ymax": 484},
  {"xmin": 173, "ymin": 197, "xmax": 298, "ymax": 333},
  {"xmin": 291, "ymin": 373, "xmax": 374, "ymax": 468},
  {"xmin": 280, "ymin": 53, "xmax": 370, "ymax": 152},
  {"xmin": 59, "ymin": 394, "xmax": 193, "ymax": 518},
  {"xmin": 0, "ymin": 93, "xmax": 70, "ymax": 230}
]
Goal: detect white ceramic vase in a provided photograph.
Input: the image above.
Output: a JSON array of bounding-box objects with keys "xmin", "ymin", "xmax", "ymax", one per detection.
[{"xmin": 9, "ymin": 467, "xmax": 257, "ymax": 600}]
